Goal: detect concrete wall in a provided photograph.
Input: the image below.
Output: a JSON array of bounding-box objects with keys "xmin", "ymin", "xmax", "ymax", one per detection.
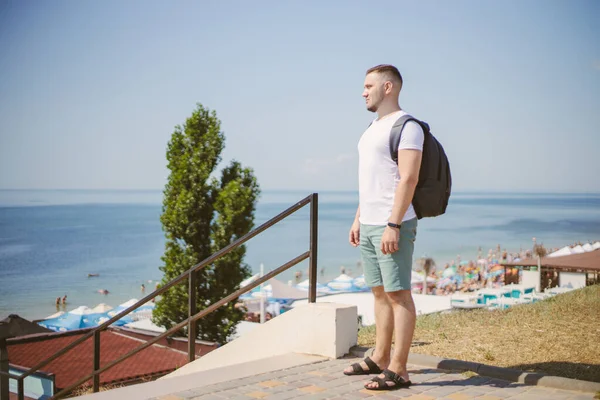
[
  {"xmin": 521, "ymin": 270, "xmax": 540, "ymax": 292},
  {"xmin": 164, "ymin": 302, "xmax": 357, "ymax": 379},
  {"xmin": 559, "ymin": 272, "xmax": 587, "ymax": 289}
]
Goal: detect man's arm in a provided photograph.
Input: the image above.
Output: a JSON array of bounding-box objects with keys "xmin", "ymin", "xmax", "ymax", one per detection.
[
  {"xmin": 389, "ymin": 149, "xmax": 422, "ymax": 224},
  {"xmin": 349, "ymin": 206, "xmax": 360, "ymax": 247},
  {"xmin": 380, "ymin": 149, "xmax": 422, "ymax": 254}
]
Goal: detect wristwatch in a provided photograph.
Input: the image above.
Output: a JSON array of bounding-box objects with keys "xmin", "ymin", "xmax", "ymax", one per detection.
[{"xmin": 387, "ymin": 222, "xmax": 401, "ymax": 229}]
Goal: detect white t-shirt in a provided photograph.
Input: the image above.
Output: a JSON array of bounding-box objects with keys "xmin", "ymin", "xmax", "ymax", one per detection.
[{"xmin": 358, "ymin": 110, "xmax": 424, "ymax": 225}]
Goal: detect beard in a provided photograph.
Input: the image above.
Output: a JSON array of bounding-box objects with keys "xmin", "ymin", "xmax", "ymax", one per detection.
[{"xmin": 366, "ymin": 93, "xmax": 382, "ymax": 112}]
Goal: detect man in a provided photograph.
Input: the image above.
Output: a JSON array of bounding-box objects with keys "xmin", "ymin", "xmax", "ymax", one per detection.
[{"xmin": 343, "ymin": 65, "xmax": 424, "ymax": 391}]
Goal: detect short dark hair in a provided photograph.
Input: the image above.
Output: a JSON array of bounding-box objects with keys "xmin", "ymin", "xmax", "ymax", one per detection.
[{"xmin": 366, "ymin": 64, "xmax": 403, "ymax": 89}]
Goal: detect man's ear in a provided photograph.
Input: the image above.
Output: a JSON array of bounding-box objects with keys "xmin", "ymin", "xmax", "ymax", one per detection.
[{"xmin": 384, "ymin": 81, "xmax": 393, "ymax": 94}]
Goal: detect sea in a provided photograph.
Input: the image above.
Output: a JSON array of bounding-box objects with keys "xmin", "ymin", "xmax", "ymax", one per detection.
[{"xmin": 1, "ymin": 189, "xmax": 599, "ymax": 321}]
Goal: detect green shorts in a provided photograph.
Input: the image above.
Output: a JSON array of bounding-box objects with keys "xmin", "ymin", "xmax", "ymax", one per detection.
[{"xmin": 360, "ymin": 218, "xmax": 418, "ymax": 292}]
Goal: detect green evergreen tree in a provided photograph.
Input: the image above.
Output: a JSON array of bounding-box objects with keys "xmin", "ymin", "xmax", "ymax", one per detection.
[{"xmin": 152, "ymin": 103, "xmax": 260, "ymax": 344}]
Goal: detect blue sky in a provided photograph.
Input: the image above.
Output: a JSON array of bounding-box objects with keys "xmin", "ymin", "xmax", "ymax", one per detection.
[{"xmin": 0, "ymin": 0, "xmax": 598, "ymax": 192}]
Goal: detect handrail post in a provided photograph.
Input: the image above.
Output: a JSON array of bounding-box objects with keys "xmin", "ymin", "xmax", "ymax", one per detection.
[
  {"xmin": 93, "ymin": 330, "xmax": 100, "ymax": 392},
  {"xmin": 17, "ymin": 377, "xmax": 23, "ymax": 400},
  {"xmin": 309, "ymin": 193, "xmax": 318, "ymax": 303},
  {"xmin": 188, "ymin": 270, "xmax": 197, "ymax": 362}
]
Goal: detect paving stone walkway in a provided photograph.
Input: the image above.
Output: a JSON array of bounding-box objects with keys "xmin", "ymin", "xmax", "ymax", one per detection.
[{"xmin": 153, "ymin": 357, "xmax": 596, "ymax": 400}]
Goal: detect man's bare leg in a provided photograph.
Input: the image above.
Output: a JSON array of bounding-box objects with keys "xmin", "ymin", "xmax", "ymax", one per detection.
[
  {"xmin": 344, "ymin": 285, "xmax": 393, "ymax": 373},
  {"xmin": 365, "ymin": 289, "xmax": 415, "ymax": 388}
]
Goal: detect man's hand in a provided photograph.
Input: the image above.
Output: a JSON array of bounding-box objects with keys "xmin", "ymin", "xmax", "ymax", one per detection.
[
  {"xmin": 381, "ymin": 226, "xmax": 400, "ymax": 254},
  {"xmin": 349, "ymin": 220, "xmax": 360, "ymax": 247}
]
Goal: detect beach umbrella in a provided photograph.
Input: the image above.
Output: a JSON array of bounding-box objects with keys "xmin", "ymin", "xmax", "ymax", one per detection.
[
  {"xmin": 44, "ymin": 311, "xmax": 65, "ymax": 319},
  {"xmin": 91, "ymin": 303, "xmax": 113, "ymax": 313},
  {"xmin": 326, "ymin": 273, "xmax": 360, "ymax": 292},
  {"xmin": 410, "ymin": 271, "xmax": 436, "ymax": 284},
  {"xmin": 442, "ymin": 267, "xmax": 456, "ymax": 278},
  {"xmin": 1, "ymin": 314, "xmax": 52, "ymax": 337},
  {"xmin": 352, "ymin": 275, "xmax": 367, "ymax": 290},
  {"xmin": 102, "ymin": 299, "xmax": 154, "ymax": 326},
  {"xmin": 38, "ymin": 306, "xmax": 105, "ymax": 331},
  {"xmin": 296, "ymin": 279, "xmax": 333, "ymax": 294},
  {"xmin": 593, "ymin": 242, "xmax": 600, "ymax": 250},
  {"xmin": 436, "ymin": 277, "xmax": 453, "ymax": 288},
  {"xmin": 1, "ymin": 315, "xmax": 53, "ymax": 399},
  {"xmin": 240, "ymin": 274, "xmax": 259, "ymax": 288}
]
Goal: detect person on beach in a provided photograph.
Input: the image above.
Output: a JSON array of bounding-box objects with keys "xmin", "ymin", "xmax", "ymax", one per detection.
[
  {"xmin": 344, "ymin": 65, "xmax": 424, "ymax": 391},
  {"xmin": 62, "ymin": 295, "xmax": 67, "ymax": 305}
]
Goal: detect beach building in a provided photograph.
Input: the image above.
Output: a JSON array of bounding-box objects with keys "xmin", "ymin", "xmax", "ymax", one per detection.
[
  {"xmin": 4, "ymin": 329, "xmax": 187, "ymax": 399},
  {"xmin": 504, "ymin": 248, "xmax": 600, "ymax": 292}
]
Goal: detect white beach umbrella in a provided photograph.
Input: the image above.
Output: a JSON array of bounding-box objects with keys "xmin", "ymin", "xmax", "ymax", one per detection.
[
  {"xmin": 91, "ymin": 303, "xmax": 113, "ymax": 313},
  {"xmin": 240, "ymin": 274, "xmax": 259, "ymax": 288},
  {"xmin": 352, "ymin": 275, "xmax": 367, "ymax": 290},
  {"xmin": 326, "ymin": 273, "xmax": 358, "ymax": 292},
  {"xmin": 593, "ymin": 242, "xmax": 600, "ymax": 250},
  {"xmin": 44, "ymin": 311, "xmax": 65, "ymax": 319},
  {"xmin": 411, "ymin": 271, "xmax": 436, "ymax": 284}
]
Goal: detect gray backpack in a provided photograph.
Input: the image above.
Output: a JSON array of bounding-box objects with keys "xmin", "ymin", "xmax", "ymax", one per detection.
[{"xmin": 389, "ymin": 115, "xmax": 451, "ymax": 219}]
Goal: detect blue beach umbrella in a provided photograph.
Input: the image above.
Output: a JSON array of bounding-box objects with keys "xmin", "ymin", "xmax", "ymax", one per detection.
[{"xmin": 38, "ymin": 306, "xmax": 105, "ymax": 332}]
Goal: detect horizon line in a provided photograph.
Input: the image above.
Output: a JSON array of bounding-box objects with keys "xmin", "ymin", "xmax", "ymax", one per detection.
[{"xmin": 1, "ymin": 188, "xmax": 600, "ymax": 195}]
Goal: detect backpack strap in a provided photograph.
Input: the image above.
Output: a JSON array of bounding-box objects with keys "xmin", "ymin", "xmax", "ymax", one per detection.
[{"xmin": 389, "ymin": 115, "xmax": 430, "ymax": 164}]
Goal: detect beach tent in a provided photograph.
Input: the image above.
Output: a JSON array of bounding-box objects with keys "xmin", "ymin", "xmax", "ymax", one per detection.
[
  {"xmin": 571, "ymin": 245, "xmax": 585, "ymax": 254},
  {"xmin": 593, "ymin": 242, "xmax": 600, "ymax": 250},
  {"xmin": 268, "ymin": 278, "xmax": 308, "ymax": 300},
  {"xmin": 582, "ymin": 243, "xmax": 594, "ymax": 252},
  {"xmin": 326, "ymin": 273, "xmax": 360, "ymax": 292},
  {"xmin": 548, "ymin": 246, "xmax": 572, "ymax": 257},
  {"xmin": 241, "ymin": 278, "xmax": 308, "ymax": 302}
]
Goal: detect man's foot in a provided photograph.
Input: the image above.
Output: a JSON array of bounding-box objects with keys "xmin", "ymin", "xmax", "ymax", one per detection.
[
  {"xmin": 343, "ymin": 355, "xmax": 389, "ymax": 375},
  {"xmin": 364, "ymin": 368, "xmax": 411, "ymax": 390}
]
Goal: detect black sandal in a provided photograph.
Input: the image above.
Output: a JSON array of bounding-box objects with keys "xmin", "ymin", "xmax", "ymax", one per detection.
[
  {"xmin": 343, "ymin": 356, "xmax": 382, "ymax": 376},
  {"xmin": 364, "ymin": 369, "xmax": 412, "ymax": 390}
]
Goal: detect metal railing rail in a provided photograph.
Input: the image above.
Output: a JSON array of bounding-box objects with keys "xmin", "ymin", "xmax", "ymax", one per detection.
[{"xmin": 1, "ymin": 193, "xmax": 318, "ymax": 400}]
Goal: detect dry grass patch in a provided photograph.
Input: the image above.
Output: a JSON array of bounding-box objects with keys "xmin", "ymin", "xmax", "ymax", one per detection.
[{"xmin": 358, "ymin": 285, "xmax": 600, "ymax": 382}]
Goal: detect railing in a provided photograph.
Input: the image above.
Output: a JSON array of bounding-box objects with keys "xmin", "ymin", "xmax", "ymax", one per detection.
[{"xmin": 0, "ymin": 193, "xmax": 319, "ymax": 400}]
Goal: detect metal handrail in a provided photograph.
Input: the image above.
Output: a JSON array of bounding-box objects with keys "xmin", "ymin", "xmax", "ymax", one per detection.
[{"xmin": 3, "ymin": 193, "xmax": 318, "ymax": 400}]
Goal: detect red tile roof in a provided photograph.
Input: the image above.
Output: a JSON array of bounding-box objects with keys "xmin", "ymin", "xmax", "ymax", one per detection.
[{"xmin": 8, "ymin": 330, "xmax": 188, "ymax": 391}]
